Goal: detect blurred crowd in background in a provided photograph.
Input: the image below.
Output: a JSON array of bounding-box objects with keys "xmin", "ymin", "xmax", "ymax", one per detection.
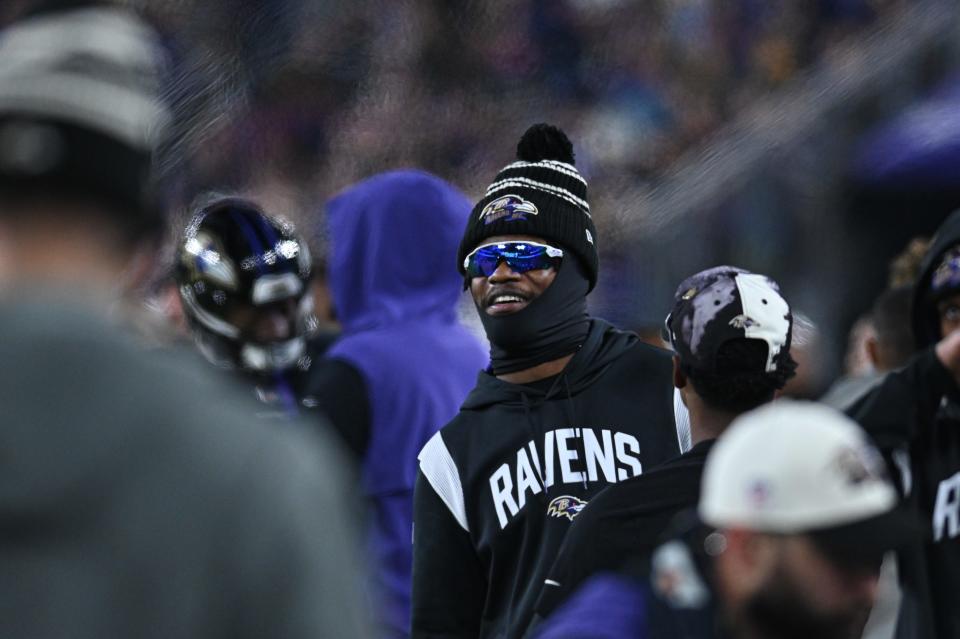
[
  {"xmin": 129, "ymin": 0, "xmax": 907, "ymax": 199},
  {"xmin": 0, "ymin": 0, "xmax": 954, "ymax": 390},
  {"xmin": 140, "ymin": 0, "xmax": 956, "ymax": 397}
]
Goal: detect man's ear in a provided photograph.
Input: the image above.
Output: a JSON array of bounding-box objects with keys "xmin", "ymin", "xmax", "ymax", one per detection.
[
  {"xmin": 865, "ymin": 335, "xmax": 881, "ymax": 370},
  {"xmin": 118, "ymin": 238, "xmax": 162, "ymax": 298},
  {"xmin": 0, "ymin": 223, "xmax": 11, "ymax": 286},
  {"xmin": 673, "ymin": 355, "xmax": 687, "ymax": 390}
]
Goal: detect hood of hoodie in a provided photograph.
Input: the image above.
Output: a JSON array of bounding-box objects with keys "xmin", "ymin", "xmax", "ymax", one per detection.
[
  {"xmin": 460, "ymin": 318, "xmax": 637, "ymax": 410},
  {"xmin": 914, "ymin": 208, "xmax": 960, "ymax": 348},
  {"xmin": 326, "ymin": 170, "xmax": 472, "ymax": 333}
]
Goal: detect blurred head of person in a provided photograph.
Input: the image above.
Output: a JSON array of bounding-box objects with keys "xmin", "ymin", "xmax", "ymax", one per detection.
[
  {"xmin": 840, "ymin": 314, "xmax": 877, "ymax": 378},
  {"xmin": 457, "ymin": 123, "xmax": 597, "ymax": 378},
  {"xmin": 912, "ymin": 211, "xmax": 960, "ymax": 346},
  {"xmin": 663, "ymin": 266, "xmax": 797, "ymax": 442},
  {"xmin": 0, "ymin": 1, "xmax": 169, "ymax": 296},
  {"xmin": 778, "ymin": 310, "xmax": 830, "ymax": 399},
  {"xmin": 864, "ymin": 285, "xmax": 914, "ymax": 372},
  {"xmin": 175, "ymin": 196, "xmax": 314, "ymax": 375},
  {"xmin": 695, "ymin": 401, "xmax": 915, "ymax": 639},
  {"xmin": 927, "ymin": 246, "xmax": 960, "ymax": 339}
]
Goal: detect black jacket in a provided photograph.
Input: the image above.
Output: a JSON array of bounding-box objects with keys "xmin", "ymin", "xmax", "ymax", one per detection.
[
  {"xmin": 642, "ymin": 520, "xmax": 726, "ymax": 639},
  {"xmin": 530, "ymin": 515, "xmax": 725, "ymax": 639},
  {"xmin": 537, "ymin": 514, "xmax": 726, "ymax": 639},
  {"xmin": 534, "ymin": 439, "xmax": 715, "ymax": 623},
  {"xmin": 850, "ymin": 209, "xmax": 960, "ymax": 639},
  {"xmin": 304, "ymin": 355, "xmax": 371, "ymax": 459},
  {"xmin": 412, "ymin": 319, "xmax": 688, "ymax": 638}
]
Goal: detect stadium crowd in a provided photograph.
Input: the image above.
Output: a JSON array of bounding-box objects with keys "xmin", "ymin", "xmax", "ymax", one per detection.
[{"xmin": 56, "ymin": 0, "xmax": 910, "ymax": 232}]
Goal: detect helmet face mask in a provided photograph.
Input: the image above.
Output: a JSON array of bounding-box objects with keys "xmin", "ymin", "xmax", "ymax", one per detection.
[{"xmin": 175, "ymin": 197, "xmax": 314, "ymax": 374}]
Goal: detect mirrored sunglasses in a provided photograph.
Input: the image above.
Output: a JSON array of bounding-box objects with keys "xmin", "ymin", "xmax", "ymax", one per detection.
[{"xmin": 463, "ymin": 241, "xmax": 563, "ymax": 279}]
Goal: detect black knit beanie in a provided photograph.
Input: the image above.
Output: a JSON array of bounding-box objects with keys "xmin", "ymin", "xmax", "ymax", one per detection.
[{"xmin": 457, "ymin": 123, "xmax": 599, "ymax": 290}]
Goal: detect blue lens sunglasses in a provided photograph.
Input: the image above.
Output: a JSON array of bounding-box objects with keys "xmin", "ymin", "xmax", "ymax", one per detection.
[{"xmin": 463, "ymin": 241, "xmax": 564, "ymax": 279}]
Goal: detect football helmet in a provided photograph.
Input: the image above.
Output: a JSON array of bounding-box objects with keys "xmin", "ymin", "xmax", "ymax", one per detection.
[{"xmin": 176, "ymin": 197, "xmax": 314, "ymax": 373}]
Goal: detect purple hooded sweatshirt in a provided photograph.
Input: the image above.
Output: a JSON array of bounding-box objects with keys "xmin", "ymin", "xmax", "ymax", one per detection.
[{"xmin": 325, "ymin": 170, "xmax": 488, "ymax": 637}]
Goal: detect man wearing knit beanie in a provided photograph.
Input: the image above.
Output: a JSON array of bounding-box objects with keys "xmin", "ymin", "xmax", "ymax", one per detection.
[{"xmin": 412, "ymin": 123, "xmax": 689, "ymax": 638}]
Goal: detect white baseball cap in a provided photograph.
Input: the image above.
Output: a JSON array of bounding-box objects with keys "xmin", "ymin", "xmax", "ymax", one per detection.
[{"xmin": 699, "ymin": 401, "xmax": 915, "ymax": 567}]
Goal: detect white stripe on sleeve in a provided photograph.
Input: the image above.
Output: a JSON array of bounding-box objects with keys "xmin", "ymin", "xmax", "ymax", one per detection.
[
  {"xmin": 674, "ymin": 388, "xmax": 692, "ymax": 453},
  {"xmin": 418, "ymin": 431, "xmax": 469, "ymax": 532}
]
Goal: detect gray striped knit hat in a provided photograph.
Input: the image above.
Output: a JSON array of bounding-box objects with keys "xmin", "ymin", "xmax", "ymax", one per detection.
[
  {"xmin": 0, "ymin": 3, "xmax": 170, "ymax": 236},
  {"xmin": 458, "ymin": 123, "xmax": 599, "ymax": 290}
]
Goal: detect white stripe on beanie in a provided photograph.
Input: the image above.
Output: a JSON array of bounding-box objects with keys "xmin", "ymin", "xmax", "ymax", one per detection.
[
  {"xmin": 0, "ymin": 7, "xmax": 168, "ymax": 149},
  {"xmin": 486, "ymin": 177, "xmax": 591, "ymax": 215},
  {"xmin": 0, "ymin": 73, "xmax": 168, "ymax": 150},
  {"xmin": 501, "ymin": 159, "xmax": 587, "ymax": 185},
  {"xmin": 0, "ymin": 8, "xmax": 161, "ymax": 72}
]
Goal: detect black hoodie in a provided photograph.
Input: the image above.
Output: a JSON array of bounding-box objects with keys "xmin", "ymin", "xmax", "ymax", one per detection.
[
  {"xmin": 850, "ymin": 209, "xmax": 960, "ymax": 639},
  {"xmin": 411, "ymin": 319, "xmax": 687, "ymax": 639}
]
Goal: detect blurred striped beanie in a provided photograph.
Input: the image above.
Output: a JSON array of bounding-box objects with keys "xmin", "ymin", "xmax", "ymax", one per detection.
[{"xmin": 0, "ymin": 2, "xmax": 170, "ymax": 236}]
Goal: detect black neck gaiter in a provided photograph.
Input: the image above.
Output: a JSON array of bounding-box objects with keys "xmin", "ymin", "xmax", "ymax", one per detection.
[{"xmin": 478, "ymin": 257, "xmax": 591, "ymax": 376}]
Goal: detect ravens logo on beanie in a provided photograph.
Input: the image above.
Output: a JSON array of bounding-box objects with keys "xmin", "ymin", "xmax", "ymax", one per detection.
[{"xmin": 457, "ymin": 123, "xmax": 599, "ymax": 291}]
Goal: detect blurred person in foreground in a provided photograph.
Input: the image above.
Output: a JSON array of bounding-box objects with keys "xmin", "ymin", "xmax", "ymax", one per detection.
[
  {"xmin": 411, "ymin": 124, "xmax": 689, "ymax": 639},
  {"xmin": 313, "ymin": 170, "xmax": 488, "ymax": 637},
  {"xmin": 778, "ymin": 310, "xmax": 830, "ymax": 399},
  {"xmin": 851, "ymin": 209, "xmax": 960, "ymax": 638},
  {"xmin": 0, "ymin": 4, "xmax": 371, "ymax": 638},
  {"xmin": 175, "ymin": 196, "xmax": 340, "ymax": 422},
  {"xmin": 531, "ymin": 266, "xmax": 796, "ymax": 631},
  {"xmin": 536, "ymin": 401, "xmax": 915, "ymax": 639}
]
